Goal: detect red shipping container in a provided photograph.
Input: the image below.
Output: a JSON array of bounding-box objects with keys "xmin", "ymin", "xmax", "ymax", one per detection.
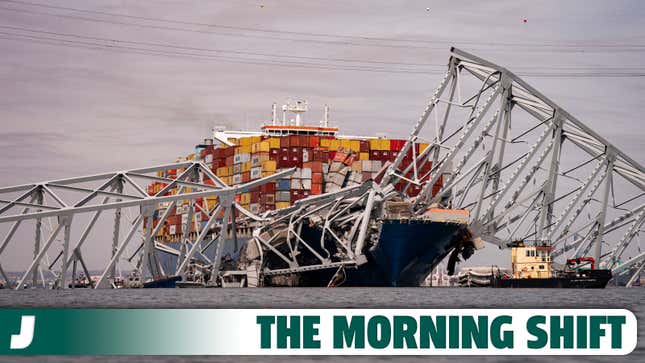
[
  {"xmin": 289, "ymin": 135, "xmax": 300, "ymax": 147},
  {"xmin": 303, "ymin": 161, "xmax": 323, "ymax": 173},
  {"xmin": 260, "ymin": 182, "xmax": 276, "ymax": 194},
  {"xmin": 309, "ymin": 136, "xmax": 320, "ymax": 147},
  {"xmin": 290, "ymin": 190, "xmax": 303, "ymax": 201},
  {"xmin": 224, "ymin": 146, "xmax": 235, "ymax": 157},
  {"xmin": 390, "ymin": 139, "xmax": 405, "ymax": 152},
  {"xmin": 333, "ymin": 151, "xmax": 348, "ymax": 163},
  {"xmin": 250, "ymin": 191, "xmax": 260, "ymax": 203},
  {"xmin": 311, "ymin": 183, "xmax": 323, "ymax": 195},
  {"xmin": 343, "ymin": 154, "xmax": 356, "ymax": 166},
  {"xmin": 321, "ymin": 150, "xmax": 330, "ymax": 163},
  {"xmin": 242, "ymin": 171, "xmax": 251, "ymax": 183},
  {"xmin": 370, "ymin": 150, "xmax": 381, "ymax": 160},
  {"xmin": 280, "ymin": 136, "xmax": 290, "ymax": 148},
  {"xmin": 226, "ymin": 155, "xmax": 234, "ymax": 165},
  {"xmin": 360, "ymin": 140, "xmax": 370, "ymax": 152},
  {"xmin": 235, "ymin": 194, "xmax": 242, "ymax": 203}
]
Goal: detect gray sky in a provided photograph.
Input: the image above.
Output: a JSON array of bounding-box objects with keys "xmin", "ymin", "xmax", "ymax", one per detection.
[{"xmin": 0, "ymin": 0, "xmax": 643, "ymax": 270}]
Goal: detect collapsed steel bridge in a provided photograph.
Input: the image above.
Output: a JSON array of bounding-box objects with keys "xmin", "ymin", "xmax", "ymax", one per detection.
[{"xmin": 0, "ymin": 48, "xmax": 643, "ymax": 289}]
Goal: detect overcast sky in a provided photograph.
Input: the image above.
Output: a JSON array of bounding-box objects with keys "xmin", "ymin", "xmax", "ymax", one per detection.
[{"xmin": 0, "ymin": 0, "xmax": 643, "ymax": 270}]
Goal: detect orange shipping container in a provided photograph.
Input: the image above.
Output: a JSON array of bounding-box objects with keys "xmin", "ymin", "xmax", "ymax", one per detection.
[
  {"xmin": 311, "ymin": 183, "xmax": 323, "ymax": 195},
  {"xmin": 312, "ymin": 172, "xmax": 323, "ymax": 184}
]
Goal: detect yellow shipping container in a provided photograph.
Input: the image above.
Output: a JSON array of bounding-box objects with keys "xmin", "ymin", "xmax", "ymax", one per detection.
[
  {"xmin": 242, "ymin": 161, "xmax": 252, "ymax": 173},
  {"xmin": 340, "ymin": 139, "xmax": 351, "ymax": 149},
  {"xmin": 240, "ymin": 193, "xmax": 251, "ymax": 205},
  {"xmin": 369, "ymin": 139, "xmax": 382, "ymax": 151},
  {"xmin": 227, "ymin": 138, "xmax": 239, "ymax": 145},
  {"xmin": 380, "ymin": 139, "xmax": 391, "ymax": 151},
  {"xmin": 239, "ymin": 137, "xmax": 252, "ymax": 146},
  {"xmin": 329, "ymin": 139, "xmax": 341, "ymax": 150},
  {"xmin": 206, "ymin": 197, "xmax": 218, "ymax": 209},
  {"xmin": 255, "ymin": 141, "xmax": 270, "ymax": 153},
  {"xmin": 275, "ymin": 202, "xmax": 291, "ymax": 209},
  {"xmin": 262, "ymin": 160, "xmax": 277, "ymax": 172},
  {"xmin": 238, "ymin": 145, "xmax": 252, "ymax": 154},
  {"xmin": 349, "ymin": 140, "xmax": 361, "ymax": 152},
  {"xmin": 320, "ymin": 138, "xmax": 331, "ymax": 147},
  {"xmin": 249, "ymin": 136, "xmax": 262, "ymax": 144},
  {"xmin": 419, "ymin": 143, "xmax": 430, "ymax": 154},
  {"xmin": 359, "ymin": 152, "xmax": 369, "ymax": 160},
  {"xmin": 268, "ymin": 137, "xmax": 280, "ymax": 149},
  {"xmin": 262, "ymin": 171, "xmax": 274, "ymax": 178}
]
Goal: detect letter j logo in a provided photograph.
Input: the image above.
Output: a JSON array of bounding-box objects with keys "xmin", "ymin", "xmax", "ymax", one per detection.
[{"xmin": 10, "ymin": 316, "xmax": 35, "ymax": 350}]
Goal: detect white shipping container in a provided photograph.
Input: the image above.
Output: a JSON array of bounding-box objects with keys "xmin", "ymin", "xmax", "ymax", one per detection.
[
  {"xmin": 372, "ymin": 160, "xmax": 381, "ymax": 173},
  {"xmin": 233, "ymin": 154, "xmax": 242, "ymax": 164},
  {"xmin": 276, "ymin": 191, "xmax": 291, "ymax": 202},
  {"xmin": 302, "ymin": 179, "xmax": 312, "ymax": 190},
  {"xmin": 292, "ymin": 168, "xmax": 302, "ymax": 179},
  {"xmin": 322, "ymin": 163, "xmax": 329, "ymax": 174},
  {"xmin": 250, "ymin": 167, "xmax": 262, "ymax": 180},
  {"xmin": 302, "ymin": 148, "xmax": 310, "ymax": 163},
  {"xmin": 233, "ymin": 174, "xmax": 242, "ymax": 184},
  {"xmin": 330, "ymin": 172, "xmax": 346, "ymax": 186},
  {"xmin": 239, "ymin": 153, "xmax": 251, "ymax": 163},
  {"xmin": 181, "ymin": 214, "xmax": 188, "ymax": 225},
  {"xmin": 301, "ymin": 168, "xmax": 312, "ymax": 179},
  {"xmin": 361, "ymin": 160, "xmax": 372, "ymax": 172},
  {"xmin": 329, "ymin": 161, "xmax": 343, "ymax": 173},
  {"xmin": 291, "ymin": 179, "xmax": 303, "ymax": 189},
  {"xmin": 169, "ymin": 225, "xmax": 176, "ymax": 235}
]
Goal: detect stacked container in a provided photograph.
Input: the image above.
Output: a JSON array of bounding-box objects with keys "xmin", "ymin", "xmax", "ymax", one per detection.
[{"xmin": 152, "ymin": 135, "xmax": 440, "ymax": 239}]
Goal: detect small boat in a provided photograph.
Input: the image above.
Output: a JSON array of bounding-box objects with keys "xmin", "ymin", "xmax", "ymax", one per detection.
[{"xmin": 490, "ymin": 241, "xmax": 612, "ymax": 288}]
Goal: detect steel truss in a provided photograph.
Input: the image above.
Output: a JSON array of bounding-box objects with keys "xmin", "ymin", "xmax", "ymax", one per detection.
[
  {"xmin": 1, "ymin": 47, "xmax": 643, "ymax": 288},
  {"xmin": 381, "ymin": 47, "xmax": 644, "ymax": 280},
  {"xmin": 0, "ymin": 161, "xmax": 293, "ymax": 289}
]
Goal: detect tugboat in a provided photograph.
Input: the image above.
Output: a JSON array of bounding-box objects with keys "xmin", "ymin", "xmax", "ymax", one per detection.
[{"xmin": 491, "ymin": 241, "xmax": 612, "ymax": 288}]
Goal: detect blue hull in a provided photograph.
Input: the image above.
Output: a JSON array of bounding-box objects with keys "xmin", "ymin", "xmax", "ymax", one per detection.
[{"xmin": 155, "ymin": 220, "xmax": 467, "ymax": 287}]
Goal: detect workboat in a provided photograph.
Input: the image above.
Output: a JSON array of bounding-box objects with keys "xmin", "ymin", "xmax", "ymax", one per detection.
[{"xmin": 490, "ymin": 241, "xmax": 612, "ymax": 288}]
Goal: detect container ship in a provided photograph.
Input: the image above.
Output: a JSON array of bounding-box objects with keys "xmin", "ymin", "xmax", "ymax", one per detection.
[{"xmin": 145, "ymin": 100, "xmax": 477, "ymax": 287}]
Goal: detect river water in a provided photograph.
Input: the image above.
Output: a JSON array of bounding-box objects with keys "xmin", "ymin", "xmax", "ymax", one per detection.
[{"xmin": 0, "ymin": 287, "xmax": 642, "ymax": 363}]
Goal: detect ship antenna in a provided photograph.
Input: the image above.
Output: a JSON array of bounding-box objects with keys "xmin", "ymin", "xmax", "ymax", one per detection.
[
  {"xmin": 281, "ymin": 104, "xmax": 287, "ymax": 125},
  {"xmin": 272, "ymin": 102, "xmax": 277, "ymax": 125},
  {"xmin": 323, "ymin": 104, "xmax": 330, "ymax": 127}
]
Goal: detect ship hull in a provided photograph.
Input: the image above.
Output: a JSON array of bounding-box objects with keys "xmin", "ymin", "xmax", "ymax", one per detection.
[
  {"xmin": 155, "ymin": 220, "xmax": 468, "ymax": 287},
  {"xmin": 263, "ymin": 219, "xmax": 468, "ymax": 287},
  {"xmin": 491, "ymin": 270, "xmax": 612, "ymax": 289}
]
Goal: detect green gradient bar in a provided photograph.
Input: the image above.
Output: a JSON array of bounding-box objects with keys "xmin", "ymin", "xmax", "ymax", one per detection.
[
  {"xmin": 0, "ymin": 309, "xmax": 637, "ymax": 355},
  {"xmin": 0, "ymin": 309, "xmax": 247, "ymax": 355}
]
